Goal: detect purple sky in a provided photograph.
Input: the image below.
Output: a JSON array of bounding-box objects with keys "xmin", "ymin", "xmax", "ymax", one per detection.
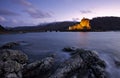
[{"xmin": 0, "ymin": 0, "xmax": 120, "ymax": 27}]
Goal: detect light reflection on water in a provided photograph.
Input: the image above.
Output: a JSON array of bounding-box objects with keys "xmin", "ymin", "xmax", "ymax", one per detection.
[
  {"xmin": 0, "ymin": 32, "xmax": 120, "ymax": 78},
  {"xmin": 0, "ymin": 32, "xmax": 120, "ymax": 60}
]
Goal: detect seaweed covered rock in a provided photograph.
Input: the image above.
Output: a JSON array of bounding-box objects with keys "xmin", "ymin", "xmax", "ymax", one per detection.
[
  {"xmin": 0, "ymin": 49, "xmax": 27, "ymax": 78},
  {"xmin": 113, "ymin": 57, "xmax": 120, "ymax": 68},
  {"xmin": 23, "ymin": 55, "xmax": 55, "ymax": 78},
  {"xmin": 3, "ymin": 60, "xmax": 23, "ymax": 78},
  {"xmin": 62, "ymin": 47, "xmax": 76, "ymax": 52},
  {"xmin": 50, "ymin": 49, "xmax": 107, "ymax": 78},
  {"xmin": 0, "ymin": 49, "xmax": 28, "ymax": 64},
  {"xmin": 73, "ymin": 49, "xmax": 106, "ymax": 78},
  {"xmin": 0, "ymin": 61, "xmax": 4, "ymax": 77},
  {"xmin": 0, "ymin": 43, "xmax": 107, "ymax": 78},
  {"xmin": 0, "ymin": 49, "xmax": 55, "ymax": 78},
  {"xmin": 49, "ymin": 55, "xmax": 83, "ymax": 78},
  {"xmin": 0, "ymin": 42, "xmax": 20, "ymax": 49}
]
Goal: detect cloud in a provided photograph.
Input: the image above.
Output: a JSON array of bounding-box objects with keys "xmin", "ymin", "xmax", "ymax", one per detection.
[
  {"xmin": 24, "ymin": 8, "xmax": 51, "ymax": 18},
  {"xmin": 0, "ymin": 16, "xmax": 6, "ymax": 22},
  {"xmin": 0, "ymin": 9, "xmax": 20, "ymax": 16},
  {"xmin": 72, "ymin": 18, "xmax": 80, "ymax": 21},
  {"xmin": 12, "ymin": 0, "xmax": 32, "ymax": 7},
  {"xmin": 12, "ymin": 19, "xmax": 18, "ymax": 24},
  {"xmin": 0, "ymin": 18, "xmax": 34, "ymax": 27},
  {"xmin": 80, "ymin": 10, "xmax": 92, "ymax": 14},
  {"xmin": 12, "ymin": 0, "xmax": 52, "ymax": 19}
]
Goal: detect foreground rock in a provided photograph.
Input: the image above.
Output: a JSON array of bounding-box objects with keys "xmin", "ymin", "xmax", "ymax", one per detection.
[
  {"xmin": 50, "ymin": 49, "xmax": 107, "ymax": 78},
  {"xmin": 62, "ymin": 47, "xmax": 76, "ymax": 52},
  {"xmin": 80, "ymin": 49, "xmax": 106, "ymax": 78},
  {"xmin": 49, "ymin": 54, "xmax": 83, "ymax": 78},
  {"xmin": 113, "ymin": 57, "xmax": 120, "ymax": 68},
  {"xmin": 0, "ymin": 49, "xmax": 55, "ymax": 78},
  {"xmin": 0, "ymin": 49, "xmax": 28, "ymax": 64},
  {"xmin": 0, "ymin": 49, "xmax": 28, "ymax": 78},
  {"xmin": 0, "ymin": 42, "xmax": 20, "ymax": 49},
  {"xmin": 0, "ymin": 46, "xmax": 107, "ymax": 78},
  {"xmin": 23, "ymin": 55, "xmax": 55, "ymax": 78},
  {"xmin": 3, "ymin": 60, "xmax": 23, "ymax": 78}
]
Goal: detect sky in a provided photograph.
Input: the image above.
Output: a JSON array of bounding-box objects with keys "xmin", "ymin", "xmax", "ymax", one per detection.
[{"xmin": 0, "ymin": 0, "xmax": 120, "ymax": 27}]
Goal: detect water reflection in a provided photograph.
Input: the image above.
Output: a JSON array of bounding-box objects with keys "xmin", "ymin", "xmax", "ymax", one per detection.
[
  {"xmin": 0, "ymin": 32, "xmax": 120, "ymax": 78},
  {"xmin": 79, "ymin": 32, "xmax": 88, "ymax": 47}
]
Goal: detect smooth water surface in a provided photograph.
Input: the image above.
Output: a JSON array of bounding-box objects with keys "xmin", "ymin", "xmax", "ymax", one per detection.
[{"xmin": 0, "ymin": 32, "xmax": 120, "ymax": 78}]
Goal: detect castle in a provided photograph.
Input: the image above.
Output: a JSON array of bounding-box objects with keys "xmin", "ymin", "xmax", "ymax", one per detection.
[{"xmin": 69, "ymin": 18, "xmax": 91, "ymax": 30}]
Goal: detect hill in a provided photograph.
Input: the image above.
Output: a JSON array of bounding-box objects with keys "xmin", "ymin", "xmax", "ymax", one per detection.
[
  {"xmin": 9, "ymin": 16, "xmax": 120, "ymax": 32},
  {"xmin": 90, "ymin": 17, "xmax": 120, "ymax": 31},
  {"xmin": 11, "ymin": 21, "xmax": 78, "ymax": 32},
  {"xmin": 0, "ymin": 25, "xmax": 6, "ymax": 32}
]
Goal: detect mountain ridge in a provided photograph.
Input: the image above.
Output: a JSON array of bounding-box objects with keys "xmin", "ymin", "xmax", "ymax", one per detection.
[{"xmin": 3, "ymin": 16, "xmax": 120, "ymax": 32}]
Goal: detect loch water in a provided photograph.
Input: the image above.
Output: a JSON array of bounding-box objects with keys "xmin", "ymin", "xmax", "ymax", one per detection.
[{"xmin": 0, "ymin": 32, "xmax": 120, "ymax": 78}]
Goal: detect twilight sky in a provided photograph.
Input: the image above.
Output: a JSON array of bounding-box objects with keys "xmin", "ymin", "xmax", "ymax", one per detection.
[{"xmin": 0, "ymin": 0, "xmax": 120, "ymax": 27}]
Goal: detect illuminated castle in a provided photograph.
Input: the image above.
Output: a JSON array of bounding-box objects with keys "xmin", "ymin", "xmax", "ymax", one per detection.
[{"xmin": 69, "ymin": 17, "xmax": 91, "ymax": 30}]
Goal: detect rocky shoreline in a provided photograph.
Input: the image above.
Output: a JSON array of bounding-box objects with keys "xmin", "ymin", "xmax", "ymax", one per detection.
[{"xmin": 0, "ymin": 42, "xmax": 109, "ymax": 78}]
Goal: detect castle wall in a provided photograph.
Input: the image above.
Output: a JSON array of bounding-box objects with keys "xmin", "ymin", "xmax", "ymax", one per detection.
[{"xmin": 69, "ymin": 18, "xmax": 91, "ymax": 30}]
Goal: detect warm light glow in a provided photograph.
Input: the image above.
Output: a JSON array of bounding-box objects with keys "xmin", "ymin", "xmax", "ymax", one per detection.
[{"xmin": 69, "ymin": 17, "xmax": 91, "ymax": 30}]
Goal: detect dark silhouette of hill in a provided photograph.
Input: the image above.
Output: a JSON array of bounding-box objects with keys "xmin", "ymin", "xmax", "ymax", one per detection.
[
  {"xmin": 90, "ymin": 17, "xmax": 120, "ymax": 31},
  {"xmin": 0, "ymin": 25, "xmax": 6, "ymax": 32},
  {"xmin": 8, "ymin": 16, "xmax": 120, "ymax": 32},
  {"xmin": 11, "ymin": 21, "xmax": 78, "ymax": 32}
]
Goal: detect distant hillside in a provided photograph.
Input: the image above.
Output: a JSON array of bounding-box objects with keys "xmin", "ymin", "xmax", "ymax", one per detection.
[
  {"xmin": 0, "ymin": 25, "xmax": 6, "ymax": 31},
  {"xmin": 11, "ymin": 21, "xmax": 78, "ymax": 32},
  {"xmin": 90, "ymin": 17, "xmax": 120, "ymax": 31},
  {"xmin": 9, "ymin": 16, "xmax": 120, "ymax": 32}
]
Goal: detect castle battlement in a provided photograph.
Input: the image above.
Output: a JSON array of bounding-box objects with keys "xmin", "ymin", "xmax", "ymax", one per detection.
[{"xmin": 69, "ymin": 18, "xmax": 91, "ymax": 30}]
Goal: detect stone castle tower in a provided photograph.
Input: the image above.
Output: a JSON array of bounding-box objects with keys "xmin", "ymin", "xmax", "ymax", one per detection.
[{"xmin": 69, "ymin": 17, "xmax": 91, "ymax": 30}]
